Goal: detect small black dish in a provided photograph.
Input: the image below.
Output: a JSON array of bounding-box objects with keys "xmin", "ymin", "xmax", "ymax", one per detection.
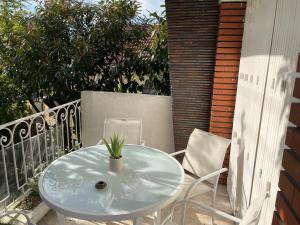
[{"xmin": 95, "ymin": 181, "xmax": 107, "ymax": 190}]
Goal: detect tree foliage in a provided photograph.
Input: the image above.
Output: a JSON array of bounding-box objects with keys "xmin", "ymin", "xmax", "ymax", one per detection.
[{"xmin": 0, "ymin": 0, "xmax": 170, "ymax": 124}]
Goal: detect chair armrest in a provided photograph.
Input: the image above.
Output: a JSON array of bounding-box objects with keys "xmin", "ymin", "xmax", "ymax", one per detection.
[
  {"xmin": 0, "ymin": 211, "xmax": 36, "ymax": 225},
  {"xmin": 169, "ymin": 149, "xmax": 186, "ymax": 157},
  {"xmin": 184, "ymin": 168, "xmax": 228, "ymax": 199}
]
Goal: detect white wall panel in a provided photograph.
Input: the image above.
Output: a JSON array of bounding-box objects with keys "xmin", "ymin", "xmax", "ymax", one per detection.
[
  {"xmin": 252, "ymin": 0, "xmax": 300, "ymax": 224},
  {"xmin": 228, "ymin": 0, "xmax": 277, "ymax": 216},
  {"xmin": 230, "ymin": 0, "xmax": 300, "ymax": 224}
]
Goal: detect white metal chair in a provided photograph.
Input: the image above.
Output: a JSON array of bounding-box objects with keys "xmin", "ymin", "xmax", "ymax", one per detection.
[
  {"xmin": 0, "ymin": 210, "xmax": 35, "ymax": 225},
  {"xmin": 162, "ymin": 189, "xmax": 270, "ymax": 225},
  {"xmin": 98, "ymin": 118, "xmax": 145, "ymax": 145},
  {"xmin": 170, "ymin": 128, "xmax": 231, "ymax": 224}
]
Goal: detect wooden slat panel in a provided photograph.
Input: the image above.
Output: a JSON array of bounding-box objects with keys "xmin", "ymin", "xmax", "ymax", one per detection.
[
  {"xmin": 276, "ymin": 192, "xmax": 300, "ymax": 225},
  {"xmin": 294, "ymin": 78, "xmax": 300, "ymax": 98},
  {"xmin": 272, "ymin": 211, "xmax": 283, "ymax": 225},
  {"xmin": 166, "ymin": 0, "xmax": 219, "ymax": 151},
  {"xmin": 282, "ymin": 150, "xmax": 300, "ymax": 187},
  {"xmin": 289, "ymin": 103, "xmax": 300, "ymax": 127}
]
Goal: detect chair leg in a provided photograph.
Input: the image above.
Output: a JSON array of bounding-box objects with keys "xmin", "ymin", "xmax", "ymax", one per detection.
[
  {"xmin": 180, "ymin": 202, "xmax": 187, "ymax": 225},
  {"xmin": 212, "ymin": 175, "xmax": 221, "ymax": 225},
  {"xmin": 154, "ymin": 210, "xmax": 161, "ymax": 225}
]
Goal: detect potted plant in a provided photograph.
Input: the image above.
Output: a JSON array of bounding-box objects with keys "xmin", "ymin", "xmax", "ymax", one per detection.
[{"xmin": 102, "ymin": 133, "xmax": 125, "ymax": 173}]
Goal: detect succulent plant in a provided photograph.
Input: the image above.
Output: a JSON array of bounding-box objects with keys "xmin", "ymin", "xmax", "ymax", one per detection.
[{"xmin": 102, "ymin": 133, "xmax": 125, "ymax": 159}]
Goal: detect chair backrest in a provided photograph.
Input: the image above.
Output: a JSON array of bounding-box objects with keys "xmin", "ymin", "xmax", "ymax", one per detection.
[
  {"xmin": 240, "ymin": 193, "xmax": 269, "ymax": 225},
  {"xmin": 182, "ymin": 128, "xmax": 231, "ymax": 184},
  {"xmin": 103, "ymin": 118, "xmax": 143, "ymax": 145}
]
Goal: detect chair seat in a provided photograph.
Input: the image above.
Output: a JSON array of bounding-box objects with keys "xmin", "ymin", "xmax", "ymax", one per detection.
[{"xmin": 177, "ymin": 173, "xmax": 214, "ymax": 200}]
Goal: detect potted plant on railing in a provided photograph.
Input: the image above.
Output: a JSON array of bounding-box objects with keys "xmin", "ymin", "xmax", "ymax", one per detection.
[{"xmin": 102, "ymin": 133, "xmax": 125, "ymax": 173}]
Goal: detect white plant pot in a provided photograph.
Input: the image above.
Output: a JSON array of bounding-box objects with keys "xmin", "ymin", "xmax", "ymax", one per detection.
[{"xmin": 109, "ymin": 157, "xmax": 123, "ymax": 173}]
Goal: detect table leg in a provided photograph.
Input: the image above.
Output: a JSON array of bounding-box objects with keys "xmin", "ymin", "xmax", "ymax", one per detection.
[
  {"xmin": 56, "ymin": 212, "xmax": 66, "ymax": 225},
  {"xmin": 133, "ymin": 217, "xmax": 143, "ymax": 225},
  {"xmin": 153, "ymin": 210, "xmax": 161, "ymax": 225}
]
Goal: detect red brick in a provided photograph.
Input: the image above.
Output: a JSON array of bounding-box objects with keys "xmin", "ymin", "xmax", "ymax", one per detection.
[
  {"xmin": 214, "ymin": 71, "xmax": 239, "ymax": 78},
  {"xmin": 210, "ymin": 122, "xmax": 233, "ymax": 128},
  {"xmin": 220, "ymin": 9, "xmax": 246, "ymax": 16},
  {"xmin": 214, "ymin": 77, "xmax": 238, "ymax": 84},
  {"xmin": 218, "ymin": 29, "xmax": 244, "ymax": 36},
  {"xmin": 217, "ymin": 42, "xmax": 242, "ymax": 48},
  {"xmin": 220, "ymin": 3, "xmax": 246, "ymax": 9},
  {"xmin": 210, "ymin": 111, "xmax": 234, "ymax": 118},
  {"xmin": 212, "ymin": 89, "xmax": 237, "ymax": 95},
  {"xmin": 211, "ymin": 105, "xmax": 235, "ymax": 112},
  {"xmin": 216, "ymin": 54, "xmax": 241, "ymax": 61},
  {"xmin": 217, "ymin": 48, "xmax": 241, "ymax": 54},
  {"xmin": 209, "ymin": 127, "xmax": 232, "ymax": 134},
  {"xmin": 210, "ymin": 132, "xmax": 231, "ymax": 139},
  {"xmin": 220, "ymin": 16, "xmax": 244, "ymax": 23},
  {"xmin": 219, "ymin": 22, "xmax": 244, "ymax": 29},
  {"xmin": 211, "ymin": 116, "xmax": 233, "ymax": 123},
  {"xmin": 215, "ymin": 60, "xmax": 240, "ymax": 67},
  {"xmin": 218, "ymin": 35, "xmax": 243, "ymax": 42},
  {"xmin": 285, "ymin": 127, "xmax": 300, "ymax": 154},
  {"xmin": 215, "ymin": 66, "xmax": 239, "ymax": 72},
  {"xmin": 211, "ymin": 99, "xmax": 236, "ymax": 107},
  {"xmin": 212, "ymin": 95, "xmax": 236, "ymax": 101},
  {"xmin": 213, "ymin": 83, "xmax": 237, "ymax": 90}
]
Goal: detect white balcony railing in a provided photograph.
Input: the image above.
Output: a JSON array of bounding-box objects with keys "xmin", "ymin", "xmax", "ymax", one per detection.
[{"xmin": 0, "ymin": 100, "xmax": 81, "ymax": 208}]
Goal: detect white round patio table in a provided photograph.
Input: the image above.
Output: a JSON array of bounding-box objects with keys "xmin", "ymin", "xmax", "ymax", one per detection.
[{"xmin": 39, "ymin": 144, "xmax": 184, "ymax": 225}]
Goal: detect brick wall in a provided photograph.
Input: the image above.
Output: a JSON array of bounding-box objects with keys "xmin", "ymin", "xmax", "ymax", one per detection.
[
  {"xmin": 272, "ymin": 55, "xmax": 300, "ymax": 225},
  {"xmin": 166, "ymin": 0, "xmax": 219, "ymax": 152},
  {"xmin": 209, "ymin": 2, "xmax": 246, "ymax": 184}
]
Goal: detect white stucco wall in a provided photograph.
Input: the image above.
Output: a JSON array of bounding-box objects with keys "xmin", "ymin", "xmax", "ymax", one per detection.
[{"xmin": 81, "ymin": 91, "xmax": 175, "ymax": 153}]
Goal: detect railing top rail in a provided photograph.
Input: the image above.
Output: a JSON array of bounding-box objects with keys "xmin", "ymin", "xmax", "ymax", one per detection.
[{"xmin": 0, "ymin": 99, "xmax": 80, "ymax": 129}]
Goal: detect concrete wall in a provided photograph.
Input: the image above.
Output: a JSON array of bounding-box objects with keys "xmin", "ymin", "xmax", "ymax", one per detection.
[{"xmin": 81, "ymin": 91, "xmax": 175, "ymax": 153}]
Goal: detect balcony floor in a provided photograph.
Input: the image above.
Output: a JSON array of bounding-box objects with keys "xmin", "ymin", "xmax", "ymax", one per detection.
[{"xmin": 38, "ymin": 185, "xmax": 234, "ymax": 225}]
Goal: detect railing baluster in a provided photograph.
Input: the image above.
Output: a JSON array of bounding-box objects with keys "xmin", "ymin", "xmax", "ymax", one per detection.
[{"xmin": 0, "ymin": 99, "xmax": 81, "ymax": 207}]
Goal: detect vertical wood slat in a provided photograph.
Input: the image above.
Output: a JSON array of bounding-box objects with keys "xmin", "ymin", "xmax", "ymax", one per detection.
[
  {"xmin": 209, "ymin": 1, "xmax": 246, "ymax": 184},
  {"xmin": 166, "ymin": 0, "xmax": 219, "ymax": 152}
]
